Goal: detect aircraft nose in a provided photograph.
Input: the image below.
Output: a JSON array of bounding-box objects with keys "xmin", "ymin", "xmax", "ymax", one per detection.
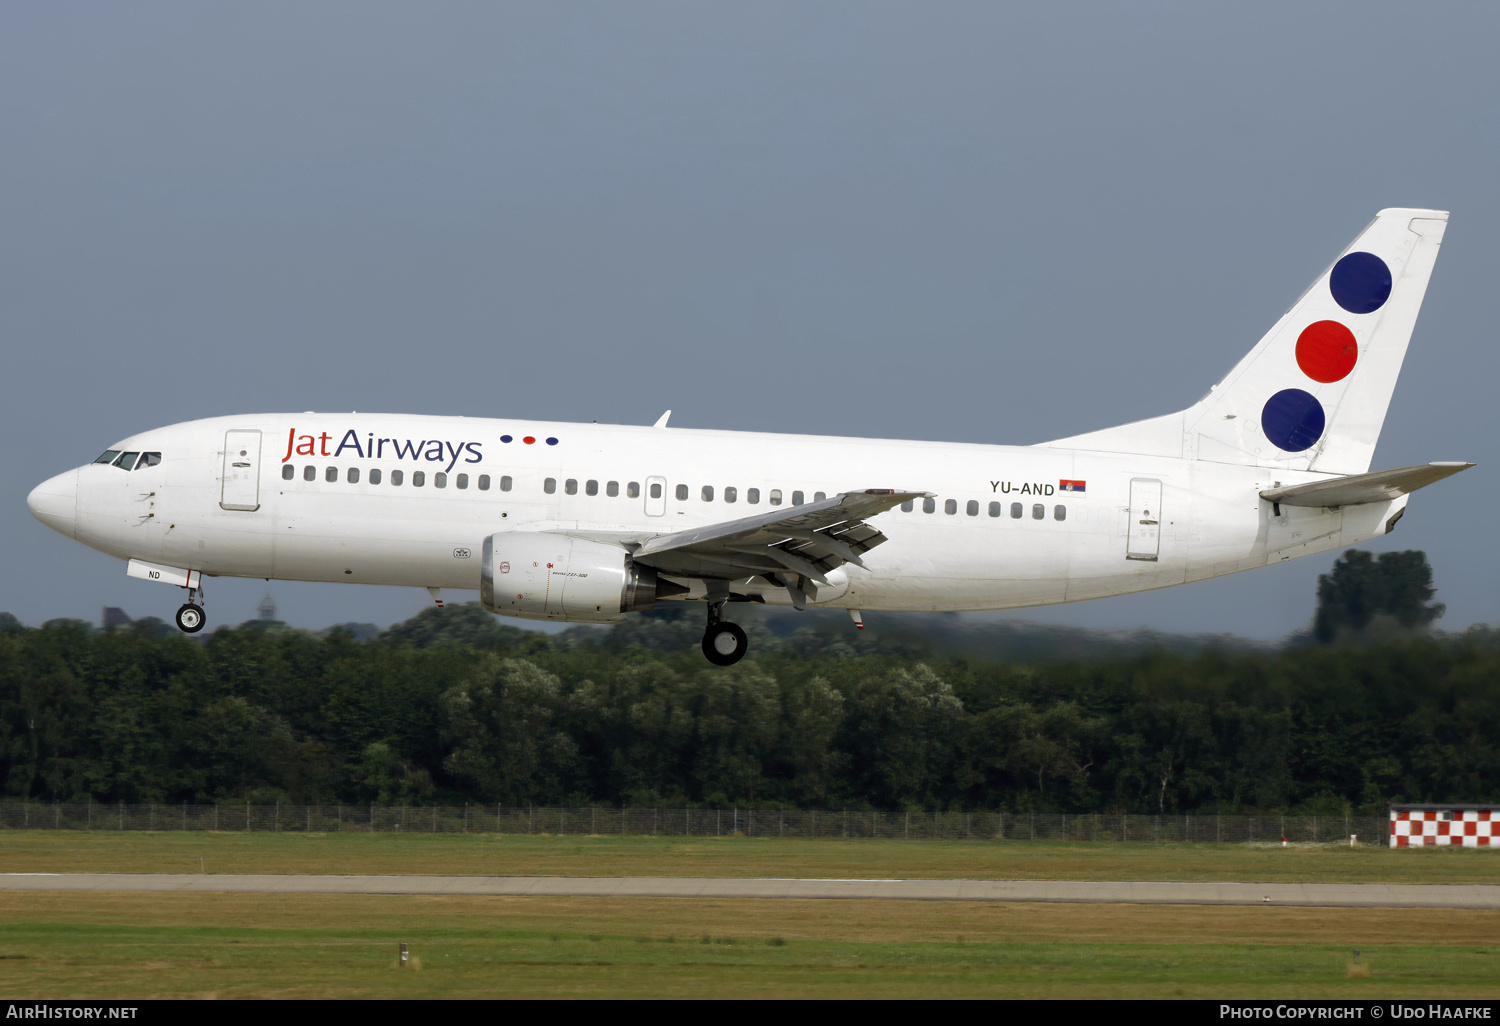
[{"xmin": 27, "ymin": 469, "xmax": 78, "ymax": 539}]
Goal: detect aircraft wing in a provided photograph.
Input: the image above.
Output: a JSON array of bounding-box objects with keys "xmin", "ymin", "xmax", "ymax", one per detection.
[
  {"xmin": 632, "ymin": 489, "xmax": 927, "ymax": 606},
  {"xmin": 1259, "ymin": 462, "xmax": 1474, "ymax": 508}
]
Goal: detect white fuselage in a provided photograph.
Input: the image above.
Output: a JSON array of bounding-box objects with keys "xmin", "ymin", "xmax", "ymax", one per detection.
[{"xmin": 35, "ymin": 412, "xmax": 1402, "ymax": 616}]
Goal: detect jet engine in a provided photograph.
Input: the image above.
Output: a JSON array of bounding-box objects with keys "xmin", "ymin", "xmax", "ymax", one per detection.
[{"xmin": 481, "ymin": 532, "xmax": 663, "ymax": 623}]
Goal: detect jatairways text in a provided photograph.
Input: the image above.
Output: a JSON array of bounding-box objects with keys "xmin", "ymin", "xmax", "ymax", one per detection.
[{"xmin": 281, "ymin": 428, "xmax": 482, "ymax": 472}]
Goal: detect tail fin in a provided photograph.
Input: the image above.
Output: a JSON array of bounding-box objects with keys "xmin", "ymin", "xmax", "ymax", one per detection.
[{"xmin": 1043, "ymin": 208, "xmax": 1448, "ymax": 475}]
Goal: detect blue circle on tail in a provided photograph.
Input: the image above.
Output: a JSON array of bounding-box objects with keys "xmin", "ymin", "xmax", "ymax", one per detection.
[
  {"xmin": 1329, "ymin": 252, "xmax": 1391, "ymax": 314},
  {"xmin": 1262, "ymin": 389, "xmax": 1326, "ymax": 452}
]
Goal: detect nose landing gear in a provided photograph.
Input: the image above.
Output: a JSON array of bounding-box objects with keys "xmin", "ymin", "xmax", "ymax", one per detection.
[
  {"xmin": 175, "ymin": 584, "xmax": 206, "ymax": 634},
  {"xmin": 701, "ymin": 599, "xmax": 747, "ymax": 666}
]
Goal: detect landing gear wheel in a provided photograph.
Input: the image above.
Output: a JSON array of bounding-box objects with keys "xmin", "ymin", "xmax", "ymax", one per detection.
[
  {"xmin": 702, "ymin": 621, "xmax": 748, "ymax": 666},
  {"xmin": 175, "ymin": 603, "xmax": 206, "ymax": 634}
]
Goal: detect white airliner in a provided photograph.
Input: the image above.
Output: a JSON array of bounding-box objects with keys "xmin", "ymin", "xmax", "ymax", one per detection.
[{"xmin": 27, "ymin": 208, "xmax": 1472, "ymax": 664}]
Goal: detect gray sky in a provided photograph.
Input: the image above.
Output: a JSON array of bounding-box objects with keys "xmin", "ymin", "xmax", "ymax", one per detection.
[{"xmin": 5, "ymin": 2, "xmax": 1496, "ymax": 637}]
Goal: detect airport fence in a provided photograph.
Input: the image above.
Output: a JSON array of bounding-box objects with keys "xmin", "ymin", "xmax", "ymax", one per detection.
[{"xmin": 0, "ymin": 803, "xmax": 1390, "ymax": 844}]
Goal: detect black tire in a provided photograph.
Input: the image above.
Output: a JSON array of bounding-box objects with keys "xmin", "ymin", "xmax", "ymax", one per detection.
[
  {"xmin": 175, "ymin": 603, "xmax": 206, "ymax": 634},
  {"xmin": 702, "ymin": 621, "xmax": 748, "ymax": 666}
]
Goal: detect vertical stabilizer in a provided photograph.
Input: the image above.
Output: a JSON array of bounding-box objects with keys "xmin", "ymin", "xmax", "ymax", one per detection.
[{"xmin": 1043, "ymin": 209, "xmax": 1448, "ymax": 475}]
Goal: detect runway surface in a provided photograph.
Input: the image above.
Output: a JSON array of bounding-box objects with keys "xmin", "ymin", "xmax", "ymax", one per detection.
[{"xmin": 2, "ymin": 874, "xmax": 1496, "ymax": 908}]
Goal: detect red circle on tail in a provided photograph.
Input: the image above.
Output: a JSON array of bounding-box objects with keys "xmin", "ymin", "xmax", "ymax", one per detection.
[{"xmin": 1295, "ymin": 320, "xmax": 1358, "ymax": 383}]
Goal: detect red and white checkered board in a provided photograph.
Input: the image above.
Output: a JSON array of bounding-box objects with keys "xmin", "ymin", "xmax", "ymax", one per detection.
[{"xmin": 1389, "ymin": 810, "xmax": 1495, "ymax": 847}]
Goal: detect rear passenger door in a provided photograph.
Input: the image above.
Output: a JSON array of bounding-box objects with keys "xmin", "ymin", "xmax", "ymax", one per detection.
[{"xmin": 1126, "ymin": 478, "xmax": 1161, "ymax": 561}]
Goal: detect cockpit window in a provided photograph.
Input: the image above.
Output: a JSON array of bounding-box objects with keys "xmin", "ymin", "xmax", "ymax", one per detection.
[
  {"xmin": 112, "ymin": 451, "xmax": 141, "ymax": 470},
  {"xmin": 137, "ymin": 452, "xmax": 161, "ymax": 469},
  {"xmin": 94, "ymin": 450, "xmax": 121, "ymax": 465}
]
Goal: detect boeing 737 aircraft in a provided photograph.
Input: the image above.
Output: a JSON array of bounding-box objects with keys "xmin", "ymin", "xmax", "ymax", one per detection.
[{"xmin": 27, "ymin": 208, "xmax": 1472, "ymax": 664}]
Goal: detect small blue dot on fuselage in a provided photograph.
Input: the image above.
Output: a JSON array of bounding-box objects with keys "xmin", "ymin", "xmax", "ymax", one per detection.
[
  {"xmin": 500, "ymin": 435, "xmax": 512, "ymax": 443},
  {"xmin": 546, "ymin": 437, "xmax": 558, "ymax": 446}
]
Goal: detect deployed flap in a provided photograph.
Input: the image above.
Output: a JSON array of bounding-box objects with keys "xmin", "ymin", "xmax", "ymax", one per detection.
[
  {"xmin": 632, "ymin": 489, "xmax": 925, "ymax": 588},
  {"xmin": 1260, "ymin": 462, "xmax": 1473, "ymax": 508}
]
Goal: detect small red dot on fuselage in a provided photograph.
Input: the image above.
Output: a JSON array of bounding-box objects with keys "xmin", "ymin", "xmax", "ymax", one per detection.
[{"xmin": 523, "ymin": 436, "xmax": 535, "ymax": 444}]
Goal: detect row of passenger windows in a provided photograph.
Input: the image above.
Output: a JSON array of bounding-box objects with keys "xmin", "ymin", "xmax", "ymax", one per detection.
[
  {"xmin": 93, "ymin": 450, "xmax": 161, "ymax": 471},
  {"xmin": 543, "ymin": 480, "xmax": 820, "ymax": 505},
  {"xmin": 281, "ymin": 464, "xmax": 508, "ymax": 490},
  {"xmin": 285, "ymin": 465, "xmax": 828, "ymax": 507},
  {"xmin": 547, "ymin": 479, "xmax": 642, "ymax": 498},
  {"xmin": 280, "ymin": 466, "xmax": 1068, "ymax": 520},
  {"xmin": 903, "ymin": 497, "xmax": 1067, "ymax": 521}
]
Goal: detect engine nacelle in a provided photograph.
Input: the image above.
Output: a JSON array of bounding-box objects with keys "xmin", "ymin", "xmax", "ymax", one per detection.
[{"xmin": 481, "ymin": 532, "xmax": 658, "ymax": 623}]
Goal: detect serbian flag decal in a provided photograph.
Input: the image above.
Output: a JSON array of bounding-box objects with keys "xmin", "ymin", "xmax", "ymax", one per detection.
[{"xmin": 1059, "ymin": 480, "xmax": 1086, "ymax": 495}]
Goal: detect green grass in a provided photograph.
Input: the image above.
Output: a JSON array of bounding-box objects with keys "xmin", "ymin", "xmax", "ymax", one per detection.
[
  {"xmin": 0, "ymin": 831, "xmax": 1494, "ymax": 883},
  {"xmin": 3, "ymin": 833, "xmax": 1494, "ymax": 998},
  {"xmin": 1, "ymin": 920, "xmax": 1494, "ymax": 999}
]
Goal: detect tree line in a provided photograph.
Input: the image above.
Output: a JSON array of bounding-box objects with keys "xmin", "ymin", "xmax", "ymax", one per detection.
[{"xmin": 0, "ymin": 550, "xmax": 1491, "ymax": 814}]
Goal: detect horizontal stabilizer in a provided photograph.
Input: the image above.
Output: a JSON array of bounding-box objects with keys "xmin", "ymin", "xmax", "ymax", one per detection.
[{"xmin": 1259, "ymin": 462, "xmax": 1473, "ymax": 508}]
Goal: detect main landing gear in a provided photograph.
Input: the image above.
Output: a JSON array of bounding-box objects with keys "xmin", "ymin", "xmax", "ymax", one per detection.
[
  {"xmin": 701, "ymin": 600, "xmax": 748, "ymax": 666},
  {"xmin": 175, "ymin": 585, "xmax": 206, "ymax": 634}
]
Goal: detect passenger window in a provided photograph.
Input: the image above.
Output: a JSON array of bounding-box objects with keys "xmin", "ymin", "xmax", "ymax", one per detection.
[
  {"xmin": 607, "ymin": 481, "xmax": 619, "ymax": 497},
  {"xmin": 967, "ymin": 500, "xmax": 979, "ymax": 516},
  {"xmin": 370, "ymin": 469, "xmax": 382, "ymax": 485},
  {"xmin": 586, "ymin": 480, "xmax": 598, "ymax": 496},
  {"xmin": 945, "ymin": 499, "xmax": 957, "ymax": 515},
  {"xmin": 347, "ymin": 468, "xmax": 360, "ymax": 484},
  {"xmin": 325, "ymin": 467, "xmax": 338, "ymax": 483},
  {"xmin": 138, "ymin": 453, "xmax": 161, "ymax": 468},
  {"xmin": 649, "ymin": 483, "xmax": 661, "ymax": 499},
  {"xmin": 1032, "ymin": 503, "xmax": 1044, "ymax": 520},
  {"xmin": 988, "ymin": 501, "xmax": 1001, "ymax": 518},
  {"xmin": 391, "ymin": 470, "xmax": 404, "ymax": 486},
  {"xmin": 747, "ymin": 488, "xmax": 759, "ymax": 504},
  {"xmin": 770, "ymin": 489, "xmax": 783, "ymax": 506},
  {"xmin": 814, "ymin": 491, "xmax": 826, "ymax": 502},
  {"xmin": 701, "ymin": 485, "xmax": 714, "ymax": 501},
  {"xmin": 304, "ymin": 465, "xmax": 317, "ymax": 482},
  {"xmin": 901, "ymin": 500, "xmax": 913, "ymax": 512},
  {"xmin": 94, "ymin": 450, "xmax": 121, "ymax": 465},
  {"xmin": 480, "ymin": 475, "xmax": 494, "ymax": 491},
  {"xmin": 923, "ymin": 497, "xmax": 936, "ymax": 514},
  {"xmin": 434, "ymin": 472, "xmax": 447, "ymax": 488},
  {"xmin": 457, "ymin": 474, "xmax": 468, "ymax": 489},
  {"xmin": 792, "ymin": 491, "xmax": 804, "ymax": 506},
  {"xmin": 724, "ymin": 486, "xmax": 737, "ymax": 503},
  {"xmin": 282, "ymin": 465, "xmax": 295, "ymax": 481},
  {"xmin": 413, "ymin": 471, "xmax": 425, "ymax": 487},
  {"xmin": 114, "ymin": 452, "xmax": 140, "ymax": 470},
  {"xmin": 676, "ymin": 484, "xmax": 689, "ymax": 501},
  {"xmin": 630, "ymin": 482, "xmax": 642, "ymax": 499},
  {"xmin": 1010, "ymin": 502, "xmax": 1022, "ymax": 519},
  {"xmin": 544, "ymin": 478, "xmax": 556, "ymax": 494},
  {"xmin": 498, "ymin": 476, "xmax": 510, "ymax": 491},
  {"xmin": 1054, "ymin": 505, "xmax": 1066, "ymax": 521},
  {"xmin": 565, "ymin": 479, "xmax": 577, "ymax": 495}
]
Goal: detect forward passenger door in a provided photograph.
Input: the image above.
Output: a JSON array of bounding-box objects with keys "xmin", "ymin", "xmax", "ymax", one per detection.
[{"xmin": 220, "ymin": 430, "xmax": 262, "ymax": 512}]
